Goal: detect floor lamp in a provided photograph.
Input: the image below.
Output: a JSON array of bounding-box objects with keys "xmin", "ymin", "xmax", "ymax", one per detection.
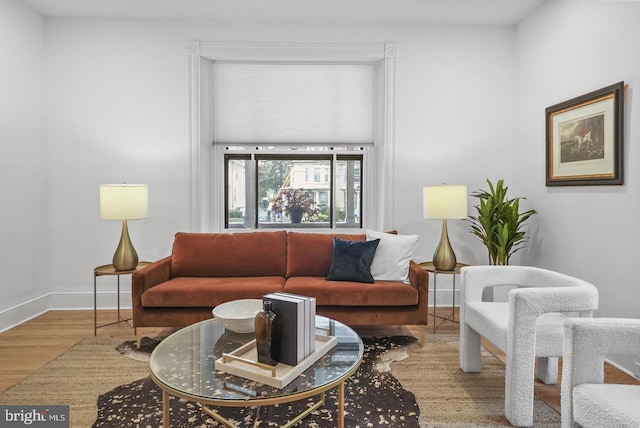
[
  {"xmin": 423, "ymin": 184, "xmax": 467, "ymax": 271},
  {"xmin": 100, "ymin": 184, "xmax": 148, "ymax": 271}
]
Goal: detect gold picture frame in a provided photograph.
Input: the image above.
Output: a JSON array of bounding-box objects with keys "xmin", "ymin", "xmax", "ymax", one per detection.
[{"xmin": 545, "ymin": 82, "xmax": 625, "ymax": 186}]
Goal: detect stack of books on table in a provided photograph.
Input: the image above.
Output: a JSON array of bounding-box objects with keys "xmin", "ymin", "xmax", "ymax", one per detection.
[{"xmin": 262, "ymin": 292, "xmax": 317, "ymax": 366}]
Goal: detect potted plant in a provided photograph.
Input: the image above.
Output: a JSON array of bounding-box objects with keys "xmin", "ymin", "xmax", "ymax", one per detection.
[
  {"xmin": 468, "ymin": 179, "xmax": 537, "ymax": 265},
  {"xmin": 271, "ymin": 189, "xmax": 320, "ymax": 223}
]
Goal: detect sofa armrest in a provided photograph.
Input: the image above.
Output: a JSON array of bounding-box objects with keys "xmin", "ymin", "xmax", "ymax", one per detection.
[
  {"xmin": 131, "ymin": 256, "xmax": 172, "ymax": 324},
  {"xmin": 408, "ymin": 260, "xmax": 429, "ymax": 309}
]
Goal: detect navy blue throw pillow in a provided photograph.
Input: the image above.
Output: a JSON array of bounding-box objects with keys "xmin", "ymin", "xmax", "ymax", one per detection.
[{"xmin": 326, "ymin": 237, "xmax": 380, "ymax": 283}]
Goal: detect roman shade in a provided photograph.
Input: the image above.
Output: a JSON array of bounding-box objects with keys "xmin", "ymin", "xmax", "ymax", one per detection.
[{"xmin": 212, "ymin": 62, "xmax": 375, "ymax": 145}]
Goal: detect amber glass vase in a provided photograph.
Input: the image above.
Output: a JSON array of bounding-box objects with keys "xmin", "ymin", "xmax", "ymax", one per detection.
[{"xmin": 254, "ymin": 300, "xmax": 277, "ymax": 366}]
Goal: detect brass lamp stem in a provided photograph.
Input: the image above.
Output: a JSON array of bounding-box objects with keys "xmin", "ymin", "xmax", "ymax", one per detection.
[
  {"xmin": 433, "ymin": 219, "xmax": 457, "ymax": 271},
  {"xmin": 112, "ymin": 220, "xmax": 139, "ymax": 271}
]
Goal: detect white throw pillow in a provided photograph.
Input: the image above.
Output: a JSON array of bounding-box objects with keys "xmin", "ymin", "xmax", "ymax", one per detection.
[{"xmin": 365, "ymin": 229, "xmax": 419, "ymax": 283}]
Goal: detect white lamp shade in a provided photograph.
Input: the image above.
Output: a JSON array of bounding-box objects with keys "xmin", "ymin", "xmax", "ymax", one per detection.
[
  {"xmin": 100, "ymin": 184, "xmax": 148, "ymax": 220},
  {"xmin": 423, "ymin": 184, "xmax": 467, "ymax": 219}
]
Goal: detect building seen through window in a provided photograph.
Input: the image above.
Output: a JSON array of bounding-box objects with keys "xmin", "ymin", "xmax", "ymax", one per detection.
[{"xmin": 225, "ymin": 150, "xmax": 362, "ymax": 229}]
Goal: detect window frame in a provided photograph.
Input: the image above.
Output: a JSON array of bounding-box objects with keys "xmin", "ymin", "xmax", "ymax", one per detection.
[
  {"xmin": 224, "ymin": 150, "xmax": 364, "ymax": 230},
  {"xmin": 187, "ymin": 41, "xmax": 397, "ymax": 232}
]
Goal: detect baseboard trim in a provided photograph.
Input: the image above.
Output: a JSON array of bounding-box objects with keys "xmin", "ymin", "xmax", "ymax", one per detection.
[
  {"xmin": 0, "ymin": 294, "xmax": 49, "ymax": 333},
  {"xmin": 0, "ymin": 292, "xmax": 134, "ymax": 333},
  {"xmin": 48, "ymin": 291, "xmax": 132, "ymax": 311},
  {"xmin": 429, "ymin": 289, "xmax": 460, "ymax": 307},
  {"xmin": 605, "ymin": 357, "xmax": 637, "ymax": 379}
]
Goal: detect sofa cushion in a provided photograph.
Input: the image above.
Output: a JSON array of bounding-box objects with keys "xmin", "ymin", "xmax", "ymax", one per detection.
[
  {"xmin": 171, "ymin": 231, "xmax": 287, "ymax": 278},
  {"xmin": 366, "ymin": 229, "xmax": 419, "ymax": 283},
  {"xmin": 141, "ymin": 276, "xmax": 286, "ymax": 308},
  {"xmin": 283, "ymin": 276, "xmax": 418, "ymax": 306},
  {"xmin": 326, "ymin": 238, "xmax": 380, "ymax": 283},
  {"xmin": 286, "ymin": 232, "xmax": 366, "ymax": 277}
]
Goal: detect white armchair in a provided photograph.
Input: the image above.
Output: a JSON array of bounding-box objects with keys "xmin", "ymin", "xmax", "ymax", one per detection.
[
  {"xmin": 459, "ymin": 266, "xmax": 598, "ymax": 427},
  {"xmin": 561, "ymin": 318, "xmax": 640, "ymax": 428}
]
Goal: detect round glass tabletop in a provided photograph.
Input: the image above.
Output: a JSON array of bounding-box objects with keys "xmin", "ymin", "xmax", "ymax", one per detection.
[{"xmin": 149, "ymin": 315, "xmax": 364, "ymax": 403}]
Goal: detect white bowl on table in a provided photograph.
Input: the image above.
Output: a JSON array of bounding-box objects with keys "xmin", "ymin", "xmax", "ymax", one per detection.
[{"xmin": 212, "ymin": 299, "xmax": 263, "ymax": 333}]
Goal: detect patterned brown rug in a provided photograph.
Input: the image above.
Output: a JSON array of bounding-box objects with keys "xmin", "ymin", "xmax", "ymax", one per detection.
[{"xmin": 95, "ymin": 336, "xmax": 420, "ymax": 427}]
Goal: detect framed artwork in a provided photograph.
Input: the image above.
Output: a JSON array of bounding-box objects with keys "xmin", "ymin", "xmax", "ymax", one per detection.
[{"xmin": 545, "ymin": 81, "xmax": 625, "ymax": 186}]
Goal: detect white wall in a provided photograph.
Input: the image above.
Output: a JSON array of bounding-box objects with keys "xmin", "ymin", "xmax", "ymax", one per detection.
[
  {"xmin": 516, "ymin": 0, "xmax": 640, "ymax": 372},
  {"xmin": 0, "ymin": 0, "xmax": 49, "ymax": 328},
  {"xmin": 394, "ymin": 24, "xmax": 517, "ymax": 266},
  {"xmin": 45, "ymin": 19, "xmax": 191, "ymax": 310},
  {"xmin": 39, "ymin": 19, "xmax": 516, "ymax": 313},
  {"xmin": 5, "ymin": 0, "xmax": 638, "ymax": 374}
]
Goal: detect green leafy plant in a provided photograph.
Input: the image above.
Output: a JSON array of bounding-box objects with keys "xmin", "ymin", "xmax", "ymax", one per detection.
[{"xmin": 468, "ymin": 179, "xmax": 537, "ymax": 265}]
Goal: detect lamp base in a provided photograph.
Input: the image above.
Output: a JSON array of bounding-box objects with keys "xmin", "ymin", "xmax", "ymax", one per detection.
[
  {"xmin": 112, "ymin": 220, "xmax": 139, "ymax": 271},
  {"xmin": 433, "ymin": 219, "xmax": 457, "ymax": 271}
]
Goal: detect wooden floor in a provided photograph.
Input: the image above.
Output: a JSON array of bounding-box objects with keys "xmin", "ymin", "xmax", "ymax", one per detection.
[
  {"xmin": 1, "ymin": 308, "xmax": 638, "ymax": 415},
  {"xmin": 0, "ymin": 310, "xmax": 173, "ymax": 393}
]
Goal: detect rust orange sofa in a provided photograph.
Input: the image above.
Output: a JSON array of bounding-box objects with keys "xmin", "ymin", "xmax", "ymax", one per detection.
[{"xmin": 132, "ymin": 231, "xmax": 429, "ymax": 346}]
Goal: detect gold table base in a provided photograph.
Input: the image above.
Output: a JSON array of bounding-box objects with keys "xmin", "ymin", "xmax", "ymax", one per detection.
[{"xmin": 160, "ymin": 383, "xmax": 347, "ymax": 428}]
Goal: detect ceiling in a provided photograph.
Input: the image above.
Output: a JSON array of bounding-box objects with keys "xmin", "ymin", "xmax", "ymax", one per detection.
[{"xmin": 21, "ymin": 0, "xmax": 546, "ymax": 25}]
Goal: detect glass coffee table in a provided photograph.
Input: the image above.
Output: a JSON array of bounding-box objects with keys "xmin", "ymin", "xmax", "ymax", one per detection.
[{"xmin": 149, "ymin": 316, "xmax": 364, "ymax": 428}]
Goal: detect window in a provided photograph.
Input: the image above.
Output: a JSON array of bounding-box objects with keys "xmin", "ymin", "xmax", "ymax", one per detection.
[
  {"xmin": 225, "ymin": 150, "xmax": 363, "ymax": 229},
  {"xmin": 214, "ymin": 60, "xmax": 373, "ymax": 230},
  {"xmin": 319, "ymin": 192, "xmax": 329, "ymax": 207},
  {"xmin": 188, "ymin": 42, "xmax": 396, "ymax": 232}
]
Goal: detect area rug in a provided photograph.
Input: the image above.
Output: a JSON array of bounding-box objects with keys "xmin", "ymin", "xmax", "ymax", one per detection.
[
  {"xmin": 0, "ymin": 334, "xmax": 561, "ymax": 428},
  {"xmin": 95, "ymin": 336, "xmax": 421, "ymax": 427},
  {"xmin": 0, "ymin": 337, "xmax": 150, "ymax": 427},
  {"xmin": 392, "ymin": 334, "xmax": 561, "ymax": 427}
]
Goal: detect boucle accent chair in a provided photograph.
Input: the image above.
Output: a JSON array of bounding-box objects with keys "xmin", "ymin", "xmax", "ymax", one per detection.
[
  {"xmin": 459, "ymin": 266, "xmax": 599, "ymax": 427},
  {"xmin": 561, "ymin": 318, "xmax": 640, "ymax": 428}
]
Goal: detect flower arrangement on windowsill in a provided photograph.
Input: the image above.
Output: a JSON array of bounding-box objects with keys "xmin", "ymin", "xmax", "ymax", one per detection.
[{"xmin": 271, "ymin": 189, "xmax": 321, "ymax": 223}]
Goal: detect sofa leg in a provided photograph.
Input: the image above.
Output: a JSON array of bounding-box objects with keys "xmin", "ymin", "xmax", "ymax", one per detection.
[
  {"xmin": 416, "ymin": 325, "xmax": 426, "ymax": 347},
  {"xmin": 135, "ymin": 327, "xmax": 153, "ymax": 349}
]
